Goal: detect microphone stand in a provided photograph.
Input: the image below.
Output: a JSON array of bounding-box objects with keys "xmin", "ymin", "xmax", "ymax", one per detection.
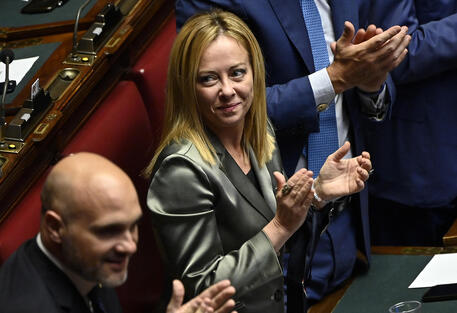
[
  {"xmin": 0, "ymin": 49, "xmax": 14, "ymax": 148},
  {"xmin": 70, "ymin": 0, "xmax": 92, "ymax": 61}
]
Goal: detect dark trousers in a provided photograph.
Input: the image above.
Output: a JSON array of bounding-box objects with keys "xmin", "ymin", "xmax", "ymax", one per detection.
[{"xmin": 369, "ymin": 196, "xmax": 457, "ymax": 246}]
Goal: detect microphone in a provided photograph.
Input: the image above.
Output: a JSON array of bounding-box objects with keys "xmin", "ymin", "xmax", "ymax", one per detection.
[
  {"xmin": 0, "ymin": 49, "xmax": 14, "ymax": 65},
  {"xmin": 1, "ymin": 48, "xmax": 15, "ymax": 113},
  {"xmin": 71, "ymin": 0, "xmax": 92, "ymax": 60},
  {"xmin": 1, "ymin": 48, "xmax": 15, "ymax": 145}
]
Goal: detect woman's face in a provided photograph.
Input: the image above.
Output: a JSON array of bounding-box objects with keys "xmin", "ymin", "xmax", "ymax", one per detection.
[{"xmin": 196, "ymin": 35, "xmax": 253, "ymax": 137}]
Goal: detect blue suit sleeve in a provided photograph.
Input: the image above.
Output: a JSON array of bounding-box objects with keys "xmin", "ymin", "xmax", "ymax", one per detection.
[{"xmin": 371, "ymin": 0, "xmax": 457, "ymax": 84}]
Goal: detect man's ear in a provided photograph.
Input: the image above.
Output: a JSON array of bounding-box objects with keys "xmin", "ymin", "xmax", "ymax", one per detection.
[{"xmin": 43, "ymin": 210, "xmax": 65, "ymax": 244}]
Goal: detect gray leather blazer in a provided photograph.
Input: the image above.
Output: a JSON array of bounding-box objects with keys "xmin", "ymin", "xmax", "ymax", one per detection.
[{"xmin": 147, "ymin": 132, "xmax": 286, "ymax": 313}]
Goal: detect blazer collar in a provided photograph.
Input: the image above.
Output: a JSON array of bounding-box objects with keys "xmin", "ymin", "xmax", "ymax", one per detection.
[{"xmin": 208, "ymin": 131, "xmax": 276, "ymax": 222}]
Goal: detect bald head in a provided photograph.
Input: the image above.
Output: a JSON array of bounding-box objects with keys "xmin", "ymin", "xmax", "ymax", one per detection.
[
  {"xmin": 40, "ymin": 152, "xmax": 142, "ymax": 288},
  {"xmin": 41, "ymin": 152, "xmax": 137, "ymax": 219}
]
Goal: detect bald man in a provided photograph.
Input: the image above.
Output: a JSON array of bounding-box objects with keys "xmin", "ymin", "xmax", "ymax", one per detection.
[{"xmin": 0, "ymin": 153, "xmax": 235, "ymax": 313}]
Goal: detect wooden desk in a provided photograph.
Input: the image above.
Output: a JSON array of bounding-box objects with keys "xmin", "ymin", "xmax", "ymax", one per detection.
[
  {"xmin": 308, "ymin": 246, "xmax": 457, "ymax": 313},
  {"xmin": 0, "ymin": 0, "xmax": 174, "ymax": 219},
  {"xmin": 443, "ymin": 219, "xmax": 457, "ymax": 246},
  {"xmin": 0, "ymin": 0, "xmax": 109, "ymax": 41}
]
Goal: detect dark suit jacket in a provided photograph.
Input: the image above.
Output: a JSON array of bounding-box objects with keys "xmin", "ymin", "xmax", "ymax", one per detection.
[
  {"xmin": 364, "ymin": 0, "xmax": 457, "ymax": 208},
  {"xmin": 175, "ymin": 0, "xmax": 396, "ymax": 293},
  {"xmin": 0, "ymin": 239, "xmax": 122, "ymax": 313}
]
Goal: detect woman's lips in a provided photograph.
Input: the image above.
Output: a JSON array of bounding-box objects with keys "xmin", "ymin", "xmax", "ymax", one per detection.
[{"xmin": 218, "ymin": 102, "xmax": 240, "ymax": 112}]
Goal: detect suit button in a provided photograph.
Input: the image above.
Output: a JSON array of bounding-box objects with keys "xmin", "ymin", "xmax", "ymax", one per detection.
[
  {"xmin": 317, "ymin": 103, "xmax": 329, "ymax": 112},
  {"xmin": 273, "ymin": 289, "xmax": 283, "ymax": 302}
]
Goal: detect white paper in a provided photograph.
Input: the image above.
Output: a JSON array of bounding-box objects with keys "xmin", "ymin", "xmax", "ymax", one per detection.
[
  {"xmin": 0, "ymin": 56, "xmax": 39, "ymax": 85},
  {"xmin": 409, "ymin": 253, "xmax": 457, "ymax": 288}
]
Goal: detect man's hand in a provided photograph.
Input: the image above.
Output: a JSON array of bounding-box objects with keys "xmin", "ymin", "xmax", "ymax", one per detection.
[
  {"xmin": 327, "ymin": 21, "xmax": 411, "ymax": 93},
  {"xmin": 166, "ymin": 280, "xmax": 237, "ymax": 313},
  {"xmin": 314, "ymin": 142, "xmax": 372, "ymax": 201}
]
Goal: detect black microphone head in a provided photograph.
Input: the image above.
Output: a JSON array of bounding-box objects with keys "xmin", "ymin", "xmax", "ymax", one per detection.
[{"xmin": 0, "ymin": 49, "xmax": 15, "ymax": 64}]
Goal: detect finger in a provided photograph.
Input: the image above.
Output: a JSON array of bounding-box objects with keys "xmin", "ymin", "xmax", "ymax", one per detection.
[
  {"xmin": 356, "ymin": 155, "xmax": 371, "ymax": 171},
  {"xmin": 365, "ymin": 24, "xmax": 377, "ymax": 39},
  {"xmin": 353, "ymin": 28, "xmax": 366, "ymax": 45},
  {"xmin": 210, "ymin": 286, "xmax": 236, "ymax": 310},
  {"xmin": 360, "ymin": 158, "xmax": 372, "ymax": 172},
  {"xmin": 299, "ymin": 186, "xmax": 315, "ymax": 209},
  {"xmin": 390, "ymin": 35, "xmax": 411, "ymax": 68},
  {"xmin": 374, "ymin": 26, "xmax": 409, "ymax": 66},
  {"xmin": 167, "ymin": 280, "xmax": 186, "ymax": 311},
  {"xmin": 284, "ymin": 168, "xmax": 311, "ymax": 190},
  {"xmin": 337, "ymin": 21, "xmax": 355, "ymax": 47},
  {"xmin": 214, "ymin": 298, "xmax": 236, "ymax": 313},
  {"xmin": 329, "ymin": 141, "xmax": 351, "ymax": 162},
  {"xmin": 193, "ymin": 299, "xmax": 211, "ymax": 313},
  {"xmin": 363, "ymin": 25, "xmax": 401, "ymax": 51},
  {"xmin": 357, "ymin": 167, "xmax": 370, "ymax": 181},
  {"xmin": 294, "ymin": 174, "xmax": 313, "ymax": 204},
  {"xmin": 355, "ymin": 177, "xmax": 365, "ymax": 190},
  {"xmin": 375, "ymin": 27, "xmax": 383, "ymax": 35},
  {"xmin": 273, "ymin": 171, "xmax": 286, "ymax": 196},
  {"xmin": 198, "ymin": 280, "xmax": 232, "ymax": 299},
  {"xmin": 361, "ymin": 151, "xmax": 370, "ymax": 160},
  {"xmin": 287, "ymin": 169, "xmax": 312, "ymax": 196},
  {"xmin": 353, "ymin": 24, "xmax": 377, "ymax": 44}
]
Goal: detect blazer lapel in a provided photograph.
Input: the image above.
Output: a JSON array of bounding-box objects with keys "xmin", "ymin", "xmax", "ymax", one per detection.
[
  {"xmin": 249, "ymin": 148, "xmax": 276, "ymax": 214},
  {"xmin": 28, "ymin": 240, "xmax": 91, "ymax": 313},
  {"xmin": 268, "ymin": 0, "xmax": 315, "ymax": 72},
  {"xmin": 209, "ymin": 133, "xmax": 275, "ymax": 222}
]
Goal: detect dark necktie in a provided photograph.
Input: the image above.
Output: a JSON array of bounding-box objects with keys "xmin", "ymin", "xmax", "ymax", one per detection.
[
  {"xmin": 88, "ymin": 287, "xmax": 107, "ymax": 313},
  {"xmin": 301, "ymin": 0, "xmax": 339, "ymax": 178}
]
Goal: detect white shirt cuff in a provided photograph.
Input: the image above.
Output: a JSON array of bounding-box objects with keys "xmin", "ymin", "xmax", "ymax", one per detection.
[{"xmin": 308, "ymin": 68, "xmax": 336, "ymax": 107}]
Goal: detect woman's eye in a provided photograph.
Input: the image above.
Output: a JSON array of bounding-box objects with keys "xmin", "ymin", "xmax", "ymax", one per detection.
[
  {"xmin": 232, "ymin": 68, "xmax": 246, "ymax": 78},
  {"xmin": 198, "ymin": 75, "xmax": 217, "ymax": 85}
]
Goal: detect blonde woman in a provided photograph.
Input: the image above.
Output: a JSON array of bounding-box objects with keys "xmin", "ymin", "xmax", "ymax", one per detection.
[{"xmin": 146, "ymin": 10, "xmax": 371, "ymax": 313}]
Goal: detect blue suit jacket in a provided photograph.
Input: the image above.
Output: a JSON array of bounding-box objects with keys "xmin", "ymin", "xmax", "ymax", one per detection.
[
  {"xmin": 365, "ymin": 0, "xmax": 457, "ymax": 207},
  {"xmin": 176, "ymin": 0, "xmax": 397, "ymax": 268}
]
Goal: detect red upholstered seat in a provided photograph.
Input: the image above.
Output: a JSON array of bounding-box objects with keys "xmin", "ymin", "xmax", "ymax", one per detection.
[
  {"xmin": 62, "ymin": 80, "xmax": 154, "ymax": 183},
  {"xmin": 130, "ymin": 13, "xmax": 176, "ymax": 149},
  {"xmin": 0, "ymin": 171, "xmax": 49, "ymax": 263}
]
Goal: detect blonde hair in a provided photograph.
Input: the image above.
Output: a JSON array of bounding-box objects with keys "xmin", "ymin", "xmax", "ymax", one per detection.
[{"xmin": 145, "ymin": 10, "xmax": 275, "ymax": 176}]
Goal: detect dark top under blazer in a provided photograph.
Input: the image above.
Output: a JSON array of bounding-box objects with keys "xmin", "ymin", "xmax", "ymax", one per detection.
[
  {"xmin": 0, "ymin": 239, "xmax": 122, "ymax": 313},
  {"xmin": 148, "ymin": 131, "xmax": 289, "ymax": 313}
]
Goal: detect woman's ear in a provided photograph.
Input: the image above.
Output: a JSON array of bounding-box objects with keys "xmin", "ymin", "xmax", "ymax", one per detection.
[{"xmin": 43, "ymin": 210, "xmax": 65, "ymax": 244}]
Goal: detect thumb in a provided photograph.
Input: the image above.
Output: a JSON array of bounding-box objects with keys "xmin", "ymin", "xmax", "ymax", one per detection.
[
  {"xmin": 330, "ymin": 41, "xmax": 337, "ymax": 53},
  {"xmin": 330, "ymin": 141, "xmax": 351, "ymax": 162},
  {"xmin": 273, "ymin": 171, "xmax": 286, "ymax": 194},
  {"xmin": 337, "ymin": 21, "xmax": 355, "ymax": 47},
  {"xmin": 167, "ymin": 280, "xmax": 185, "ymax": 312}
]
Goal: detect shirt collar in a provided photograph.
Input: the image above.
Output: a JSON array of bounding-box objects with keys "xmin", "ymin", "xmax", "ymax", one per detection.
[{"xmin": 36, "ymin": 234, "xmax": 96, "ymax": 297}]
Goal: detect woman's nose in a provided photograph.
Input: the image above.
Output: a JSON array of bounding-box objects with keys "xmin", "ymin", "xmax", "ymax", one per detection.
[{"xmin": 219, "ymin": 79, "xmax": 235, "ymax": 98}]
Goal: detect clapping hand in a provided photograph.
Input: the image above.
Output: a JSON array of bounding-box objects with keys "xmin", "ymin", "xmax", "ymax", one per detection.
[
  {"xmin": 166, "ymin": 280, "xmax": 236, "ymax": 313},
  {"xmin": 314, "ymin": 141, "xmax": 372, "ymax": 201}
]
